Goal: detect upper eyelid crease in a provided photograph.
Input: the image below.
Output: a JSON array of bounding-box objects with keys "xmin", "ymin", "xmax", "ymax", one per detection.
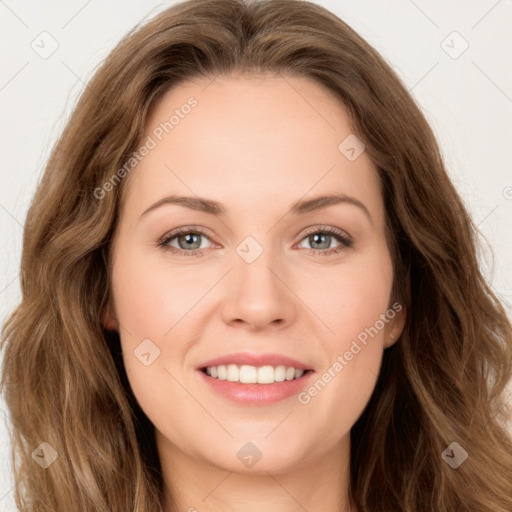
[{"xmin": 139, "ymin": 193, "xmax": 373, "ymax": 226}]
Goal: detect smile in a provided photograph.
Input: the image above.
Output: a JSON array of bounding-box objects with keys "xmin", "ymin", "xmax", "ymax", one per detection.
[{"xmin": 202, "ymin": 364, "xmax": 308, "ymax": 384}]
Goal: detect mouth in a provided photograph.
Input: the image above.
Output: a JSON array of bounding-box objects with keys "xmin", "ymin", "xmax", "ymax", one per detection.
[
  {"xmin": 199, "ymin": 364, "xmax": 314, "ymax": 385},
  {"xmin": 197, "ymin": 363, "xmax": 316, "ymax": 405}
]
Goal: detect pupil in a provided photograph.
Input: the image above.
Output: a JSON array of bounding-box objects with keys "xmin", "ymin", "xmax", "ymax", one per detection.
[
  {"xmin": 180, "ymin": 233, "xmax": 200, "ymax": 250},
  {"xmin": 310, "ymin": 233, "xmax": 329, "ymax": 250}
]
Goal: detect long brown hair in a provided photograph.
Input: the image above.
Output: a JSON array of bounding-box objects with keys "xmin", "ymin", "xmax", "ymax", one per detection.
[{"xmin": 2, "ymin": 0, "xmax": 511, "ymax": 510}]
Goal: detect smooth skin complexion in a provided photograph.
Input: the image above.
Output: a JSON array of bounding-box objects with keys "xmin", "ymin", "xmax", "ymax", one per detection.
[{"xmin": 102, "ymin": 71, "xmax": 406, "ymax": 512}]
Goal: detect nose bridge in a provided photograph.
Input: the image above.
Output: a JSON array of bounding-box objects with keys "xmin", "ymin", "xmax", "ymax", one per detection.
[{"xmin": 221, "ymin": 234, "xmax": 295, "ymax": 329}]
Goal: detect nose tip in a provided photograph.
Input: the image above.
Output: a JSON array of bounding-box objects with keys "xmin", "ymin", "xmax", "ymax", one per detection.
[{"xmin": 221, "ymin": 259, "xmax": 296, "ymax": 331}]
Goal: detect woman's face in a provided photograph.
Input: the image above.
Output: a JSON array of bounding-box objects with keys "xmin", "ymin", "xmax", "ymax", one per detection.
[{"xmin": 104, "ymin": 72, "xmax": 405, "ymax": 475}]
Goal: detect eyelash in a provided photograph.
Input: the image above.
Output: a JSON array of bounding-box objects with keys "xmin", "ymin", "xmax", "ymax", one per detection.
[{"xmin": 157, "ymin": 225, "xmax": 353, "ymax": 258}]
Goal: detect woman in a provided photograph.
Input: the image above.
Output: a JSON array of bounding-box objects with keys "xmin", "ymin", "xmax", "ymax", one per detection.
[{"xmin": 2, "ymin": 0, "xmax": 511, "ymax": 511}]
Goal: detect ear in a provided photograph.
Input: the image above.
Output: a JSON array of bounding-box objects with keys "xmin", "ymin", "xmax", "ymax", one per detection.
[
  {"xmin": 383, "ymin": 302, "xmax": 406, "ymax": 349},
  {"xmin": 101, "ymin": 298, "xmax": 119, "ymax": 331}
]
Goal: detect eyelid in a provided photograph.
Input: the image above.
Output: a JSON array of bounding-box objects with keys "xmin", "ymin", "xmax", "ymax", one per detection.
[
  {"xmin": 301, "ymin": 224, "xmax": 353, "ymax": 242},
  {"xmin": 157, "ymin": 225, "xmax": 217, "ymax": 246}
]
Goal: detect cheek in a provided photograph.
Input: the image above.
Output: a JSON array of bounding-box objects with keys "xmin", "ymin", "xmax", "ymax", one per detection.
[
  {"xmin": 109, "ymin": 250, "xmax": 196, "ymax": 426},
  {"xmin": 110, "ymin": 248, "xmax": 219, "ymax": 402},
  {"xmin": 306, "ymin": 250, "xmax": 394, "ymax": 344},
  {"xmin": 302, "ymin": 250, "xmax": 393, "ymax": 420},
  {"xmin": 111, "ymin": 248, "xmax": 208, "ymax": 340},
  {"xmin": 303, "ymin": 250, "xmax": 393, "ymax": 392}
]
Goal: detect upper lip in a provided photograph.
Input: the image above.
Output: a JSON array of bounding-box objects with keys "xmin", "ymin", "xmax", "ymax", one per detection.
[{"xmin": 197, "ymin": 352, "xmax": 313, "ymax": 371}]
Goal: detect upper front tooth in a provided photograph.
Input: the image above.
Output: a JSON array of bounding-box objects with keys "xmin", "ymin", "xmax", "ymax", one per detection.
[
  {"xmin": 257, "ymin": 365, "xmax": 275, "ymax": 384},
  {"xmin": 227, "ymin": 364, "xmax": 239, "ymax": 382},
  {"xmin": 239, "ymin": 365, "xmax": 257, "ymax": 383}
]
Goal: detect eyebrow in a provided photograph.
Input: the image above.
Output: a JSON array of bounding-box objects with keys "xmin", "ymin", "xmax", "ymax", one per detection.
[{"xmin": 138, "ymin": 193, "xmax": 373, "ymax": 224}]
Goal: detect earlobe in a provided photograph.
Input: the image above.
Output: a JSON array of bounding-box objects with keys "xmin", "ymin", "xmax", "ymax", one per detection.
[
  {"xmin": 101, "ymin": 300, "xmax": 119, "ymax": 331},
  {"xmin": 384, "ymin": 305, "xmax": 406, "ymax": 348},
  {"xmin": 385, "ymin": 271, "xmax": 410, "ymax": 348},
  {"xmin": 385, "ymin": 331, "xmax": 399, "ymax": 348}
]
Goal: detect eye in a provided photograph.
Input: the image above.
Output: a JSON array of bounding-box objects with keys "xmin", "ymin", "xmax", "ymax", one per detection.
[
  {"xmin": 157, "ymin": 226, "xmax": 215, "ymax": 256},
  {"xmin": 296, "ymin": 226, "xmax": 353, "ymax": 256}
]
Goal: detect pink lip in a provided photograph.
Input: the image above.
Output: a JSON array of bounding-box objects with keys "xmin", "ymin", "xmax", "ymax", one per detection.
[
  {"xmin": 197, "ymin": 352, "xmax": 313, "ymax": 371},
  {"xmin": 197, "ymin": 368, "xmax": 315, "ymax": 405}
]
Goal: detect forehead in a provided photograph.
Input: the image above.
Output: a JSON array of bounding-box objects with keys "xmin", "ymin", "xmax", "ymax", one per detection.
[{"xmin": 120, "ymin": 72, "xmax": 384, "ymax": 226}]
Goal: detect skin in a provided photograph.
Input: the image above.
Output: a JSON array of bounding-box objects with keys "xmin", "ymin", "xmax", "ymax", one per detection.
[{"xmin": 102, "ymin": 71, "xmax": 406, "ymax": 512}]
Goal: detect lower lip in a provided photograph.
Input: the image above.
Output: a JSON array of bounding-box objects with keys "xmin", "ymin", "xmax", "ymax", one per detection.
[{"xmin": 197, "ymin": 369, "xmax": 315, "ymax": 405}]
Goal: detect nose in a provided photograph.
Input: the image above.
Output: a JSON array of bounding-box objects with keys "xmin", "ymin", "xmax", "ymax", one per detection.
[{"xmin": 221, "ymin": 248, "xmax": 297, "ymax": 331}]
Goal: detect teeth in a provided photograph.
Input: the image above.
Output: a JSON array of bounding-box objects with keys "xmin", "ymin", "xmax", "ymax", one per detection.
[{"xmin": 205, "ymin": 364, "xmax": 305, "ymax": 384}]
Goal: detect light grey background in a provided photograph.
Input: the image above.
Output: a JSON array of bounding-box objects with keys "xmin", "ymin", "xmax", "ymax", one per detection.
[{"xmin": 1, "ymin": 1, "xmax": 511, "ymax": 510}]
